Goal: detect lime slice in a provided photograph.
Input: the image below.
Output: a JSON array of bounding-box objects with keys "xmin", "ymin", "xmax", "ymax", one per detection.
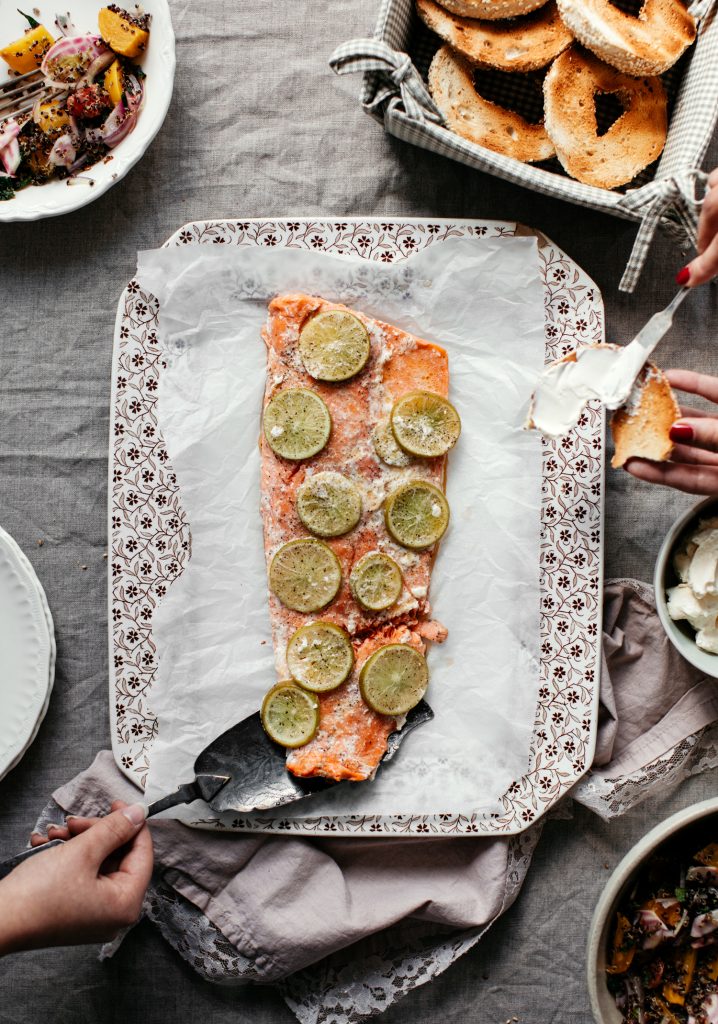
[
  {"xmin": 372, "ymin": 419, "xmax": 412, "ymax": 468},
  {"xmin": 263, "ymin": 388, "xmax": 331, "ymax": 461},
  {"xmin": 391, "ymin": 391, "xmax": 461, "ymax": 458},
  {"xmin": 384, "ymin": 480, "xmax": 449, "ymax": 550},
  {"xmin": 286, "ymin": 621, "xmax": 354, "ymax": 693},
  {"xmin": 299, "ymin": 311, "xmax": 371, "ymax": 382},
  {"xmin": 261, "ymin": 682, "xmax": 319, "ymax": 748},
  {"xmin": 269, "ymin": 538, "xmax": 342, "ymax": 612},
  {"xmin": 359, "ymin": 644, "xmax": 429, "ymax": 716},
  {"xmin": 296, "ymin": 471, "xmax": 362, "ymax": 538},
  {"xmin": 350, "ymin": 552, "xmax": 403, "ymax": 612}
]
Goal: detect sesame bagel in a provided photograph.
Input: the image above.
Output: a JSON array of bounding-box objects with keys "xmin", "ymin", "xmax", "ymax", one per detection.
[
  {"xmin": 435, "ymin": 0, "xmax": 548, "ymax": 20},
  {"xmin": 416, "ymin": 0, "xmax": 573, "ymax": 73},
  {"xmin": 556, "ymin": 0, "xmax": 696, "ymax": 77},
  {"xmin": 543, "ymin": 47, "xmax": 667, "ymax": 188},
  {"xmin": 429, "ymin": 45, "xmax": 555, "ymax": 162}
]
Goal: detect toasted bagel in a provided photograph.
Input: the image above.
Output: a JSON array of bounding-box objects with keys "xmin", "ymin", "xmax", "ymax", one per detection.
[
  {"xmin": 556, "ymin": 0, "xmax": 696, "ymax": 77},
  {"xmin": 543, "ymin": 47, "xmax": 667, "ymax": 188},
  {"xmin": 416, "ymin": 0, "xmax": 573, "ymax": 73},
  {"xmin": 611, "ymin": 361, "xmax": 679, "ymax": 468},
  {"xmin": 429, "ymin": 45, "xmax": 555, "ymax": 162},
  {"xmin": 435, "ymin": 0, "xmax": 549, "ymax": 19}
]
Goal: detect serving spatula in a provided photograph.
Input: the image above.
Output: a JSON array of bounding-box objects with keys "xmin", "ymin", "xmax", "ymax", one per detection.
[{"xmin": 0, "ymin": 701, "xmax": 433, "ymax": 879}]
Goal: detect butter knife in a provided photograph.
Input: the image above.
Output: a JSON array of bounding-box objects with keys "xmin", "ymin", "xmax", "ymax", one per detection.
[{"xmin": 528, "ymin": 287, "xmax": 690, "ymax": 438}]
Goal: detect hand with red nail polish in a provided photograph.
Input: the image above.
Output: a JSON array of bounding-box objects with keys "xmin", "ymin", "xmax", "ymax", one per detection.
[
  {"xmin": 0, "ymin": 800, "xmax": 152, "ymax": 955},
  {"xmin": 625, "ymin": 370, "xmax": 718, "ymax": 495},
  {"xmin": 677, "ymin": 168, "xmax": 718, "ymax": 287}
]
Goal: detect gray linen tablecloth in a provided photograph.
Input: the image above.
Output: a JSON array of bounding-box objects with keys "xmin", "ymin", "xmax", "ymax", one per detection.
[{"xmin": 1, "ymin": 1, "xmax": 718, "ymax": 1020}]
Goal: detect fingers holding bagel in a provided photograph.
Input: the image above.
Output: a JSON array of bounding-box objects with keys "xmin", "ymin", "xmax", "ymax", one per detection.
[
  {"xmin": 669, "ymin": 417, "xmax": 718, "ymax": 455},
  {"xmin": 624, "ymin": 458, "xmax": 718, "ymax": 497},
  {"xmin": 665, "ymin": 370, "xmax": 718, "ymax": 406}
]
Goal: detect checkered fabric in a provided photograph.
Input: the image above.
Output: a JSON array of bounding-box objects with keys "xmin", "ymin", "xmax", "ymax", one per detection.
[{"xmin": 329, "ymin": 0, "xmax": 718, "ymax": 292}]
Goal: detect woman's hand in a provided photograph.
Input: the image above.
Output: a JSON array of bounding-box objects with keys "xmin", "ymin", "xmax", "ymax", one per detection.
[
  {"xmin": 0, "ymin": 800, "xmax": 152, "ymax": 955},
  {"xmin": 677, "ymin": 168, "xmax": 718, "ymax": 286},
  {"xmin": 625, "ymin": 369, "xmax": 718, "ymax": 494}
]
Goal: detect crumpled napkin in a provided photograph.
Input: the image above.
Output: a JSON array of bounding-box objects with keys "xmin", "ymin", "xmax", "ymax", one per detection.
[{"xmin": 37, "ymin": 579, "xmax": 718, "ymax": 1023}]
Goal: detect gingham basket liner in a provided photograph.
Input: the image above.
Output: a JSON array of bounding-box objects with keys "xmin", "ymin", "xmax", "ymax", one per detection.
[
  {"xmin": 330, "ymin": 0, "xmax": 718, "ymax": 291},
  {"xmin": 109, "ymin": 216, "xmax": 604, "ymax": 837}
]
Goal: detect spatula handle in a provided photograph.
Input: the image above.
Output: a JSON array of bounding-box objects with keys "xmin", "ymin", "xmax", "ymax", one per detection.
[{"xmin": 145, "ymin": 780, "xmax": 202, "ymax": 819}]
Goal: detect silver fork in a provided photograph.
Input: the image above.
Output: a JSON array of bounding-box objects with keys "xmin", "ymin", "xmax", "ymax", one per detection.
[{"xmin": 0, "ymin": 69, "xmax": 64, "ymax": 124}]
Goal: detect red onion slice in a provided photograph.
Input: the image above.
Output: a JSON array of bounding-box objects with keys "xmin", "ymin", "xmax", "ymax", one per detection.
[
  {"xmin": 76, "ymin": 49, "xmax": 116, "ymax": 88},
  {"xmin": 0, "ymin": 119, "xmax": 21, "ymax": 152},
  {"xmin": 101, "ymin": 76, "xmax": 143, "ymax": 148},
  {"xmin": 1, "ymin": 137, "xmax": 21, "ymax": 176},
  {"xmin": 41, "ymin": 34, "xmax": 110, "ymax": 86},
  {"xmin": 54, "ymin": 12, "xmax": 79, "ymax": 37},
  {"xmin": 48, "ymin": 132, "xmax": 77, "ymax": 168}
]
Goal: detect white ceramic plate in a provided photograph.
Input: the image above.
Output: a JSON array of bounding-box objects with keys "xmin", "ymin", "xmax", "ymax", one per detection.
[
  {"xmin": 0, "ymin": 525, "xmax": 55, "ymax": 781},
  {"xmin": 0, "ymin": 0, "xmax": 175, "ymax": 222}
]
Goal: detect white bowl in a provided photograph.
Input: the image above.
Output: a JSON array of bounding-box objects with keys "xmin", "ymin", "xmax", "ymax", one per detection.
[
  {"xmin": 0, "ymin": 0, "xmax": 175, "ymax": 222},
  {"xmin": 654, "ymin": 495, "xmax": 718, "ymax": 679},
  {"xmin": 587, "ymin": 797, "xmax": 718, "ymax": 1024}
]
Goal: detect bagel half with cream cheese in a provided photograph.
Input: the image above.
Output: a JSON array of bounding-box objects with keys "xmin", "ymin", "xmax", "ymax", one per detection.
[
  {"xmin": 543, "ymin": 47, "xmax": 667, "ymax": 189},
  {"xmin": 555, "ymin": 0, "xmax": 696, "ymax": 77},
  {"xmin": 429, "ymin": 45, "xmax": 555, "ymax": 162},
  {"xmin": 416, "ymin": 0, "xmax": 573, "ymax": 73},
  {"xmin": 435, "ymin": 0, "xmax": 549, "ymax": 19},
  {"xmin": 611, "ymin": 361, "xmax": 680, "ymax": 468}
]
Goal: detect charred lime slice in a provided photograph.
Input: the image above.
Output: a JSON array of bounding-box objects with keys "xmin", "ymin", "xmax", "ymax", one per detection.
[
  {"xmin": 269, "ymin": 538, "xmax": 342, "ymax": 612},
  {"xmin": 349, "ymin": 552, "xmax": 403, "ymax": 612},
  {"xmin": 359, "ymin": 644, "xmax": 428, "ymax": 716},
  {"xmin": 261, "ymin": 682, "xmax": 319, "ymax": 748},
  {"xmin": 296, "ymin": 471, "xmax": 362, "ymax": 538},
  {"xmin": 391, "ymin": 391, "xmax": 461, "ymax": 458},
  {"xmin": 286, "ymin": 621, "xmax": 354, "ymax": 693},
  {"xmin": 372, "ymin": 419, "xmax": 412, "ymax": 468},
  {"xmin": 263, "ymin": 388, "xmax": 331, "ymax": 461},
  {"xmin": 298, "ymin": 311, "xmax": 371, "ymax": 382},
  {"xmin": 384, "ymin": 480, "xmax": 449, "ymax": 550}
]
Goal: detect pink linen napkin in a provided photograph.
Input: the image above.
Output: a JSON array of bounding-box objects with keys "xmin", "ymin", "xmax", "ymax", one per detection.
[{"xmin": 35, "ymin": 579, "xmax": 718, "ymax": 1023}]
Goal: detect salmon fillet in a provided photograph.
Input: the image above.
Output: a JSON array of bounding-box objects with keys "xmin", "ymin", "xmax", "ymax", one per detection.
[{"xmin": 260, "ymin": 294, "xmax": 449, "ymax": 782}]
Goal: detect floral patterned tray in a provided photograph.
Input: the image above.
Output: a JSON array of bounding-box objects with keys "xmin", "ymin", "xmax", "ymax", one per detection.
[{"xmin": 109, "ymin": 217, "xmax": 604, "ymax": 836}]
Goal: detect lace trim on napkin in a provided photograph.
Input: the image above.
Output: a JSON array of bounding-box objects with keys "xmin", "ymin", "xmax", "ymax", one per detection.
[{"xmin": 572, "ymin": 722, "xmax": 718, "ymax": 820}]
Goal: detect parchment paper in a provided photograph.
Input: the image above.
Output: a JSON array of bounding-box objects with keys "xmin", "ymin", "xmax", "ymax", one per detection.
[{"xmin": 136, "ymin": 237, "xmax": 545, "ymax": 821}]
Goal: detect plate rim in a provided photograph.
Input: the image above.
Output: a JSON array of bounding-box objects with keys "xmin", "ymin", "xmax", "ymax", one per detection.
[{"xmin": 109, "ymin": 215, "xmax": 605, "ymax": 836}]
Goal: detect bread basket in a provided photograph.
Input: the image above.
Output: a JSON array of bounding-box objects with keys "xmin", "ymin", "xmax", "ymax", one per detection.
[{"xmin": 331, "ymin": 0, "xmax": 718, "ymax": 291}]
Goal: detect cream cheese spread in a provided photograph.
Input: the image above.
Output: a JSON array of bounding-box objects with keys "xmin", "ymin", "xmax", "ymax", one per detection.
[
  {"xmin": 527, "ymin": 344, "xmax": 649, "ymax": 439},
  {"xmin": 668, "ymin": 518, "xmax": 718, "ymax": 654}
]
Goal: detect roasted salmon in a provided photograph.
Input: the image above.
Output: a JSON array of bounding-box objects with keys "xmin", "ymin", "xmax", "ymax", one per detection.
[{"xmin": 260, "ymin": 294, "xmax": 449, "ymax": 782}]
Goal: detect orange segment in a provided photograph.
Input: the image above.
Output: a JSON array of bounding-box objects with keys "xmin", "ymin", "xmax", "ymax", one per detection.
[
  {"xmin": 1, "ymin": 24, "xmax": 54, "ymax": 73},
  {"xmin": 98, "ymin": 6, "xmax": 149, "ymax": 58}
]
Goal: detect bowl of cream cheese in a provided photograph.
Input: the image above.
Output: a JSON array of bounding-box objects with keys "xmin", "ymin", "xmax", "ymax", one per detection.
[{"xmin": 655, "ymin": 496, "xmax": 718, "ymax": 676}]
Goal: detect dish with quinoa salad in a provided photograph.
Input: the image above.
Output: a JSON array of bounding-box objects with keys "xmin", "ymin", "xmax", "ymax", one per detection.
[{"xmin": 0, "ymin": 0, "xmax": 174, "ymax": 221}]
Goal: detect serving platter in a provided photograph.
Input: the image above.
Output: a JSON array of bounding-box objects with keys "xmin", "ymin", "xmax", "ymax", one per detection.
[
  {"xmin": 0, "ymin": 524, "xmax": 55, "ymax": 781},
  {"xmin": 0, "ymin": 0, "xmax": 175, "ymax": 222},
  {"xmin": 109, "ymin": 217, "xmax": 604, "ymax": 836}
]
